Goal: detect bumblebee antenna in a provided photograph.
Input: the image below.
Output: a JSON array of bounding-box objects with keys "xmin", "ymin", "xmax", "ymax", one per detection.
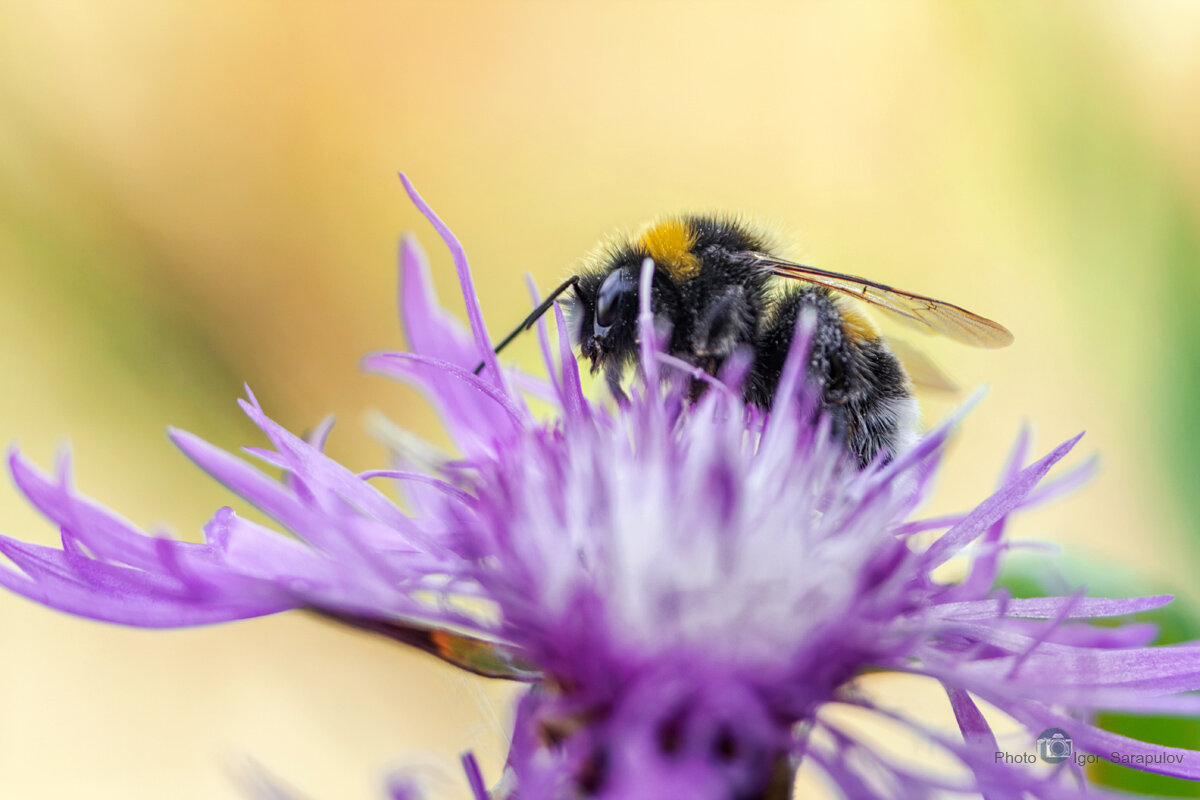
[{"xmin": 473, "ymin": 275, "xmax": 580, "ymax": 375}]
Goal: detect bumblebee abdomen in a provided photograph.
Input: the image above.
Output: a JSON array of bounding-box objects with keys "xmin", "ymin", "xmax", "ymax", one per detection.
[{"xmin": 748, "ymin": 286, "xmax": 914, "ymax": 466}]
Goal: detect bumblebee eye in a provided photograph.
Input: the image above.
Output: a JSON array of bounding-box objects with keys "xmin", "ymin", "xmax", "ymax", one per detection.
[
  {"xmin": 595, "ymin": 270, "xmax": 635, "ymax": 332},
  {"xmin": 595, "ymin": 292, "xmax": 618, "ymax": 329}
]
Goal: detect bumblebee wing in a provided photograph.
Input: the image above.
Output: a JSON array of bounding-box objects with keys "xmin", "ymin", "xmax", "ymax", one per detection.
[
  {"xmin": 885, "ymin": 337, "xmax": 960, "ymax": 394},
  {"xmin": 751, "ymin": 256, "xmax": 1013, "ymax": 348}
]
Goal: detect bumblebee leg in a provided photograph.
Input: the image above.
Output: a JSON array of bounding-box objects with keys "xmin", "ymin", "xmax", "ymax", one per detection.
[
  {"xmin": 693, "ymin": 285, "xmax": 759, "ymax": 368},
  {"xmin": 604, "ymin": 361, "xmax": 629, "ymax": 404}
]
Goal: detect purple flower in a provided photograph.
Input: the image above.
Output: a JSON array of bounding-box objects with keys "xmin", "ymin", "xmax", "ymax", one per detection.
[{"xmin": 3, "ymin": 175, "xmax": 1199, "ymax": 799}]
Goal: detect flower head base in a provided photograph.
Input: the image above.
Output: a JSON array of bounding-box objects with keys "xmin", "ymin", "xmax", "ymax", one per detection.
[{"xmin": 2, "ymin": 176, "xmax": 1199, "ymax": 799}]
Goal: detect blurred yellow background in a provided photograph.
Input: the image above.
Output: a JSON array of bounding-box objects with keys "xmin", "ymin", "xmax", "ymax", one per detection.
[{"xmin": 2, "ymin": 2, "xmax": 1199, "ymax": 798}]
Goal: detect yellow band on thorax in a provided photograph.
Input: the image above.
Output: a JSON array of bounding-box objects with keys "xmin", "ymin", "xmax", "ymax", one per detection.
[{"xmin": 638, "ymin": 218, "xmax": 701, "ymax": 280}]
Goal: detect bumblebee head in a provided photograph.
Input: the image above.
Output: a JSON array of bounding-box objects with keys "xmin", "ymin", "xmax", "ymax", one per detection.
[
  {"xmin": 566, "ymin": 261, "xmax": 679, "ymax": 375},
  {"xmin": 566, "ymin": 216, "xmax": 769, "ymax": 376}
]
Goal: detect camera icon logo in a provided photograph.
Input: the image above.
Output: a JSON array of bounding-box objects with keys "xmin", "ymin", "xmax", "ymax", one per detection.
[{"xmin": 1036, "ymin": 728, "xmax": 1073, "ymax": 764}]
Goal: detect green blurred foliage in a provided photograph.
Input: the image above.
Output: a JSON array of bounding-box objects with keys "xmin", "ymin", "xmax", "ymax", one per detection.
[{"xmin": 1162, "ymin": 206, "xmax": 1200, "ymax": 560}]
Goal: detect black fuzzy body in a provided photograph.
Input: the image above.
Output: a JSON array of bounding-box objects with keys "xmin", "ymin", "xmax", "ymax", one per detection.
[
  {"xmin": 565, "ymin": 216, "xmax": 915, "ymax": 465},
  {"xmin": 745, "ymin": 286, "xmax": 914, "ymax": 466}
]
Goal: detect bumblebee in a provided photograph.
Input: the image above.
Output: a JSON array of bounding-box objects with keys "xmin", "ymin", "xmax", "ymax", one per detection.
[{"xmin": 479, "ymin": 216, "xmax": 1012, "ymax": 466}]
